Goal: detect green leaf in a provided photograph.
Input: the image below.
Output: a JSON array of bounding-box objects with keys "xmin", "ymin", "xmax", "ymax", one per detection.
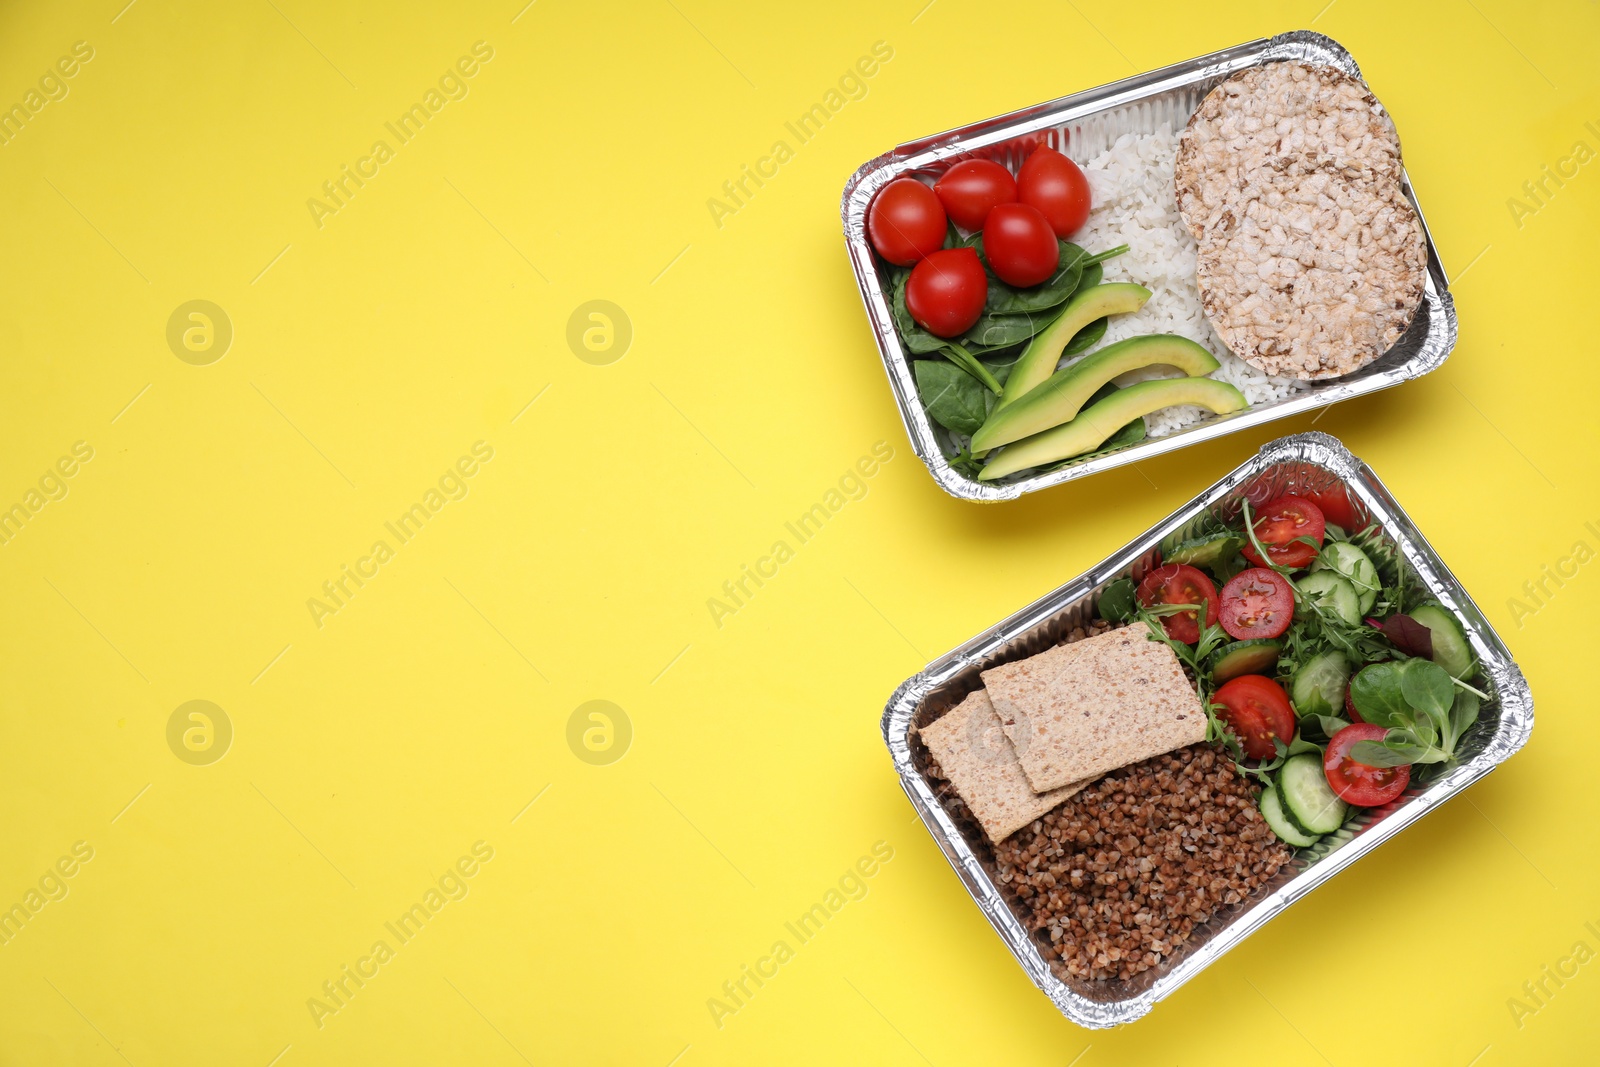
[
  {"xmin": 913, "ymin": 360, "xmax": 987, "ymax": 436},
  {"xmin": 1349, "ymin": 661, "xmax": 1413, "ymax": 728},
  {"xmin": 1079, "ymin": 262, "xmax": 1103, "ymax": 289},
  {"xmin": 1399, "ymin": 658, "xmax": 1455, "ymax": 728},
  {"xmin": 1061, "ymin": 315, "xmax": 1108, "ymax": 357},
  {"xmin": 1098, "ymin": 577, "xmax": 1138, "ymax": 623},
  {"xmin": 967, "ymin": 237, "xmax": 1089, "ymax": 314},
  {"xmin": 1286, "ymin": 736, "xmax": 1324, "ymax": 757},
  {"xmin": 1349, "ymin": 739, "xmax": 1428, "ymax": 767},
  {"xmin": 1446, "ymin": 690, "xmax": 1481, "ymax": 752},
  {"xmin": 957, "ymin": 307, "xmax": 1056, "ymax": 349},
  {"xmin": 1302, "ymin": 715, "xmax": 1351, "ymax": 742}
]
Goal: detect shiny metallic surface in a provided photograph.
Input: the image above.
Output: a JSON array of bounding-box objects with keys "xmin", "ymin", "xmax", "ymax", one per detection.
[
  {"xmin": 880, "ymin": 433, "xmax": 1533, "ymax": 1026},
  {"xmin": 841, "ymin": 31, "xmax": 1456, "ymax": 501}
]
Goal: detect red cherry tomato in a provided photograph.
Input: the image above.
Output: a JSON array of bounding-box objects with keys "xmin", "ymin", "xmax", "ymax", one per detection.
[
  {"xmin": 1214, "ymin": 675, "xmax": 1296, "ymax": 760},
  {"xmin": 1324, "ymin": 722, "xmax": 1410, "ymax": 806},
  {"xmin": 1135, "ymin": 563, "xmax": 1219, "ymax": 644},
  {"xmin": 1219, "ymin": 568, "xmax": 1295, "ymax": 640},
  {"xmin": 1017, "ymin": 146, "xmax": 1092, "ymax": 238},
  {"xmin": 934, "ymin": 159, "xmax": 1017, "ymax": 231},
  {"xmin": 867, "ymin": 178, "xmax": 947, "ymax": 266},
  {"xmin": 904, "ymin": 247, "xmax": 987, "ymax": 338},
  {"xmin": 1242, "ymin": 495, "xmax": 1327, "ymax": 569},
  {"xmin": 983, "ymin": 203, "xmax": 1060, "ymax": 287},
  {"xmin": 1305, "ymin": 485, "xmax": 1362, "ymax": 533}
]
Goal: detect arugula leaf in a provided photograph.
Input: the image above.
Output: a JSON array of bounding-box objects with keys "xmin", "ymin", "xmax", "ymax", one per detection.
[{"xmin": 913, "ymin": 360, "xmax": 987, "ymax": 436}]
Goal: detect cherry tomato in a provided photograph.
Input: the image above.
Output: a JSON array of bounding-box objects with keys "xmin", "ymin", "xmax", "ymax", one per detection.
[
  {"xmin": 1017, "ymin": 146, "xmax": 1092, "ymax": 238},
  {"xmin": 934, "ymin": 159, "xmax": 1017, "ymax": 231},
  {"xmin": 867, "ymin": 178, "xmax": 947, "ymax": 266},
  {"xmin": 1135, "ymin": 563, "xmax": 1219, "ymax": 644},
  {"xmin": 1241, "ymin": 495, "xmax": 1327, "ymax": 569},
  {"xmin": 1219, "ymin": 568, "xmax": 1295, "ymax": 640},
  {"xmin": 1305, "ymin": 485, "xmax": 1362, "ymax": 533},
  {"xmin": 1324, "ymin": 722, "xmax": 1410, "ymax": 806},
  {"xmin": 904, "ymin": 247, "xmax": 987, "ymax": 338},
  {"xmin": 983, "ymin": 203, "xmax": 1059, "ymax": 287},
  {"xmin": 1214, "ymin": 675, "xmax": 1296, "ymax": 760}
]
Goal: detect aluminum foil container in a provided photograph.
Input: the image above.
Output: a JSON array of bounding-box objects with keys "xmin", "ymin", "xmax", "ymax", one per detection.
[
  {"xmin": 840, "ymin": 31, "xmax": 1457, "ymax": 501},
  {"xmin": 880, "ymin": 432, "xmax": 1533, "ymax": 1027}
]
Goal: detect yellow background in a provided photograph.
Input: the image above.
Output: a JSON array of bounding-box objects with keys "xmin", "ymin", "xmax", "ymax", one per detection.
[{"xmin": 0, "ymin": 0, "xmax": 1595, "ymax": 1063}]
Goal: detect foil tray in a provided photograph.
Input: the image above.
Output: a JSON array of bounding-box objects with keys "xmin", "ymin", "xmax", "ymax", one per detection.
[
  {"xmin": 880, "ymin": 432, "xmax": 1533, "ymax": 1027},
  {"xmin": 840, "ymin": 30, "xmax": 1457, "ymax": 501}
]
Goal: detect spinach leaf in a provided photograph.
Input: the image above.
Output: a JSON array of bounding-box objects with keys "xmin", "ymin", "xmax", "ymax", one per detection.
[
  {"xmin": 1062, "ymin": 315, "xmax": 1108, "ymax": 357},
  {"xmin": 1079, "ymin": 262, "xmax": 1103, "ymax": 289},
  {"xmin": 958, "ymin": 306, "xmax": 1058, "ymax": 350},
  {"xmin": 1097, "ymin": 577, "xmax": 1138, "ymax": 622},
  {"xmin": 1350, "ymin": 738, "xmax": 1433, "ymax": 767},
  {"xmin": 913, "ymin": 360, "xmax": 987, "ymax": 436},
  {"xmin": 1399, "ymin": 658, "xmax": 1455, "ymax": 732},
  {"xmin": 1348, "ymin": 660, "xmax": 1412, "ymax": 728},
  {"xmin": 1445, "ymin": 690, "xmax": 1481, "ymax": 751},
  {"xmin": 964, "ymin": 237, "xmax": 1087, "ymax": 314}
]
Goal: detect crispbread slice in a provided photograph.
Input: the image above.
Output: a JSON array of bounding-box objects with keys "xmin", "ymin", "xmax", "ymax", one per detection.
[
  {"xmin": 919, "ymin": 690, "xmax": 1088, "ymax": 844},
  {"xmin": 982, "ymin": 627, "xmax": 1205, "ymax": 793}
]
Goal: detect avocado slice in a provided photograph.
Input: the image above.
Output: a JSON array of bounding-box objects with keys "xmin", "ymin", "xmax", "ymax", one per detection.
[
  {"xmin": 978, "ymin": 377, "xmax": 1248, "ymax": 480},
  {"xmin": 972, "ymin": 334, "xmax": 1220, "ymax": 451},
  {"xmin": 996, "ymin": 283, "xmax": 1150, "ymax": 412}
]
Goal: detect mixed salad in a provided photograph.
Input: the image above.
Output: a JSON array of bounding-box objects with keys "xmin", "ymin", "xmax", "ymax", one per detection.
[
  {"xmin": 865, "ymin": 145, "xmax": 1246, "ymax": 480},
  {"xmin": 1096, "ymin": 482, "xmax": 1486, "ymax": 848}
]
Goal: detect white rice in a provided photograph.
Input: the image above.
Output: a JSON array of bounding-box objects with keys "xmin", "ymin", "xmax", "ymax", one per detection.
[{"xmin": 1070, "ymin": 125, "xmax": 1306, "ymax": 438}]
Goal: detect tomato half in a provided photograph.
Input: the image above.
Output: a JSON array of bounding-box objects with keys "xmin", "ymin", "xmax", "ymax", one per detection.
[
  {"xmin": 1214, "ymin": 675, "xmax": 1296, "ymax": 760},
  {"xmin": 867, "ymin": 178, "xmax": 947, "ymax": 266},
  {"xmin": 934, "ymin": 159, "xmax": 1017, "ymax": 231},
  {"xmin": 1241, "ymin": 495, "xmax": 1327, "ymax": 569},
  {"xmin": 1017, "ymin": 146, "xmax": 1091, "ymax": 238},
  {"xmin": 1135, "ymin": 563, "xmax": 1219, "ymax": 644},
  {"xmin": 904, "ymin": 247, "xmax": 987, "ymax": 338},
  {"xmin": 983, "ymin": 203, "xmax": 1060, "ymax": 287},
  {"xmin": 1324, "ymin": 722, "xmax": 1410, "ymax": 806},
  {"xmin": 1219, "ymin": 568, "xmax": 1295, "ymax": 640},
  {"xmin": 1305, "ymin": 485, "xmax": 1361, "ymax": 533}
]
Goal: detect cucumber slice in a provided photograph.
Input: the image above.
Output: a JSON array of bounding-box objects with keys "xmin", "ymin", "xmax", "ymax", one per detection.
[
  {"xmin": 1410, "ymin": 602, "xmax": 1475, "ymax": 679},
  {"xmin": 1209, "ymin": 639, "xmax": 1282, "ymax": 684},
  {"xmin": 1312, "ymin": 541, "xmax": 1380, "ymax": 615},
  {"xmin": 1259, "ymin": 782, "xmax": 1319, "ymax": 847},
  {"xmin": 1290, "ymin": 650, "xmax": 1351, "ymax": 718},
  {"xmin": 1166, "ymin": 531, "xmax": 1244, "ymax": 571},
  {"xmin": 1279, "ymin": 754, "xmax": 1347, "ymax": 835},
  {"xmin": 1297, "ymin": 571, "xmax": 1361, "ymax": 627}
]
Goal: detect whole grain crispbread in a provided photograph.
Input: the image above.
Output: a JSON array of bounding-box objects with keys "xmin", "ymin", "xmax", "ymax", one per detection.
[
  {"xmin": 982, "ymin": 627, "xmax": 1205, "ymax": 793},
  {"xmin": 919, "ymin": 689, "xmax": 1089, "ymax": 844}
]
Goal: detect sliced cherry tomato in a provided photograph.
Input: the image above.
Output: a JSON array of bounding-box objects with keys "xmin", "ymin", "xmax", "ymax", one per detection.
[
  {"xmin": 1135, "ymin": 563, "xmax": 1218, "ymax": 644},
  {"xmin": 983, "ymin": 203, "xmax": 1060, "ymax": 287},
  {"xmin": 1306, "ymin": 485, "xmax": 1361, "ymax": 533},
  {"xmin": 1219, "ymin": 568, "xmax": 1295, "ymax": 640},
  {"xmin": 934, "ymin": 159, "xmax": 1017, "ymax": 231},
  {"xmin": 1324, "ymin": 722, "xmax": 1410, "ymax": 806},
  {"xmin": 1214, "ymin": 675, "xmax": 1296, "ymax": 760},
  {"xmin": 867, "ymin": 178, "xmax": 946, "ymax": 266},
  {"xmin": 1241, "ymin": 495, "xmax": 1326, "ymax": 569},
  {"xmin": 1017, "ymin": 146, "xmax": 1091, "ymax": 238},
  {"xmin": 904, "ymin": 247, "xmax": 987, "ymax": 338}
]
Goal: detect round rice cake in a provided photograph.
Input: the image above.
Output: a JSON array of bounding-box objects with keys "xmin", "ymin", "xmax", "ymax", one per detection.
[
  {"xmin": 1175, "ymin": 62, "xmax": 1402, "ymax": 241},
  {"xmin": 1195, "ymin": 165, "xmax": 1427, "ymax": 379}
]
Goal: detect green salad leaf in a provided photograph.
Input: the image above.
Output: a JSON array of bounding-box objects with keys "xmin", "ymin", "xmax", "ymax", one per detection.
[{"xmin": 913, "ymin": 360, "xmax": 987, "ymax": 436}]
